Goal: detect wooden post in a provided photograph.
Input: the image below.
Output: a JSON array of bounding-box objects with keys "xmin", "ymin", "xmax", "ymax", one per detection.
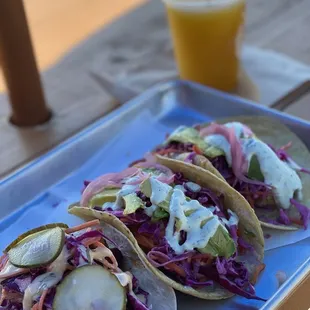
[{"xmin": 0, "ymin": 0, "xmax": 51, "ymax": 126}]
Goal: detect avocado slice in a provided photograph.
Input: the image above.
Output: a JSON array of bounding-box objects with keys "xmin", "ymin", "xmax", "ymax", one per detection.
[
  {"xmin": 53, "ymin": 265, "xmax": 126, "ymax": 310},
  {"xmin": 248, "ymin": 155, "xmax": 265, "ymax": 182},
  {"xmin": 8, "ymin": 227, "xmax": 65, "ymax": 268},
  {"xmin": 167, "ymin": 127, "xmax": 202, "ymax": 145},
  {"xmin": 140, "ymin": 178, "xmax": 172, "ymax": 212},
  {"xmin": 89, "ymin": 188, "xmax": 119, "ymax": 208},
  {"xmin": 167, "ymin": 126, "xmax": 224, "ymax": 158},
  {"xmin": 198, "ymin": 224, "xmax": 236, "ymax": 258},
  {"xmin": 151, "ymin": 207, "xmax": 169, "ymax": 222},
  {"xmin": 123, "ymin": 193, "xmax": 144, "ymax": 215},
  {"xmin": 140, "ymin": 178, "xmax": 152, "ymax": 198}
]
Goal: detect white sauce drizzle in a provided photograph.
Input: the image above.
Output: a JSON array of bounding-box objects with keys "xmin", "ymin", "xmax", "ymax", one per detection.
[
  {"xmin": 149, "ymin": 178, "xmax": 172, "ymax": 206},
  {"xmin": 205, "ymin": 122, "xmax": 303, "ymax": 209},
  {"xmin": 221, "ymin": 210, "xmax": 239, "ymax": 227},
  {"xmin": 204, "ymin": 134, "xmax": 232, "ymax": 165},
  {"xmin": 0, "ymin": 261, "xmax": 25, "ymax": 283},
  {"xmin": 242, "ymin": 138, "xmax": 302, "ymax": 209},
  {"xmin": 23, "ymin": 247, "xmax": 69, "ymax": 310},
  {"xmin": 165, "ymin": 189, "xmax": 224, "ymax": 254}
]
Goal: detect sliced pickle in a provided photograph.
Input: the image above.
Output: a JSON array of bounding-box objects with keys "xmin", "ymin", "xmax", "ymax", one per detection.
[
  {"xmin": 4, "ymin": 223, "xmax": 68, "ymax": 253},
  {"xmin": 8, "ymin": 227, "xmax": 65, "ymax": 268},
  {"xmin": 53, "ymin": 265, "xmax": 126, "ymax": 310}
]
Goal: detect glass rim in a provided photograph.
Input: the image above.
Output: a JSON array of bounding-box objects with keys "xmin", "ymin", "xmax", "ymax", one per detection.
[{"xmin": 162, "ymin": 0, "xmax": 243, "ymax": 8}]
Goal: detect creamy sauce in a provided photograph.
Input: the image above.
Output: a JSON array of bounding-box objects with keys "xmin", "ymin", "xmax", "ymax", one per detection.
[
  {"xmin": 185, "ymin": 182, "xmax": 201, "ymax": 192},
  {"xmin": 150, "ymin": 177, "xmax": 172, "ymax": 205},
  {"xmin": 103, "ymin": 183, "xmax": 138, "ymax": 211},
  {"xmin": 0, "ymin": 261, "xmax": 25, "ymax": 282},
  {"xmin": 144, "ymin": 204, "xmax": 158, "ymax": 217},
  {"xmin": 113, "ymin": 271, "xmax": 132, "ymax": 288},
  {"xmin": 174, "ymin": 184, "xmax": 186, "ymax": 192},
  {"xmin": 165, "ymin": 189, "xmax": 224, "ymax": 254},
  {"xmin": 23, "ymin": 247, "xmax": 69, "ymax": 310},
  {"xmin": 77, "ymin": 245, "xmax": 89, "ymax": 266},
  {"xmin": 119, "ymin": 184, "xmax": 137, "ymax": 196},
  {"xmin": 205, "ymin": 122, "xmax": 303, "ymax": 209},
  {"xmin": 221, "ymin": 210, "xmax": 239, "ymax": 227},
  {"xmin": 114, "ymin": 271, "xmax": 148, "ymax": 308},
  {"xmin": 204, "ymin": 134, "xmax": 232, "ymax": 165},
  {"xmin": 102, "ymin": 201, "xmax": 116, "ymax": 210},
  {"xmin": 242, "ymin": 138, "xmax": 302, "ymax": 209},
  {"xmin": 224, "ymin": 122, "xmax": 251, "ymax": 138},
  {"xmin": 208, "ymin": 206, "xmax": 219, "ymax": 213}
]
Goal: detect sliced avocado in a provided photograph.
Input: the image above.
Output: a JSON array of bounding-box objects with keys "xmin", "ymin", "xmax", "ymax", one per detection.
[
  {"xmin": 202, "ymin": 145, "xmax": 225, "ymax": 159},
  {"xmin": 8, "ymin": 227, "xmax": 65, "ymax": 268},
  {"xmin": 248, "ymin": 155, "xmax": 265, "ymax": 182},
  {"xmin": 166, "ymin": 127, "xmax": 201, "ymax": 145},
  {"xmin": 140, "ymin": 178, "xmax": 152, "ymax": 198},
  {"xmin": 141, "ymin": 167, "xmax": 162, "ymax": 176},
  {"xmin": 140, "ymin": 178, "xmax": 172, "ymax": 212},
  {"xmin": 199, "ymin": 225, "xmax": 236, "ymax": 258},
  {"xmin": 167, "ymin": 127, "xmax": 194, "ymax": 146},
  {"xmin": 157, "ymin": 194, "xmax": 172, "ymax": 211},
  {"xmin": 4, "ymin": 223, "xmax": 68, "ymax": 253},
  {"xmin": 184, "ymin": 209, "xmax": 195, "ymax": 217},
  {"xmin": 53, "ymin": 265, "xmax": 126, "ymax": 310},
  {"xmin": 167, "ymin": 126, "xmax": 224, "ymax": 159},
  {"xmin": 151, "ymin": 207, "xmax": 169, "ymax": 222},
  {"xmin": 200, "ymin": 217, "xmax": 213, "ymax": 228},
  {"xmin": 123, "ymin": 193, "xmax": 144, "ymax": 215},
  {"xmin": 175, "ymin": 218, "xmax": 182, "ymax": 232},
  {"xmin": 89, "ymin": 188, "xmax": 119, "ymax": 208}
]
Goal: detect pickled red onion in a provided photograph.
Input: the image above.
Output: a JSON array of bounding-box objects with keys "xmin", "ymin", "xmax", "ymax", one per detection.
[
  {"xmin": 81, "ymin": 167, "xmax": 138, "ymax": 207},
  {"xmin": 200, "ymin": 123, "xmax": 266, "ymax": 186},
  {"xmin": 134, "ymin": 162, "xmax": 175, "ymax": 184}
]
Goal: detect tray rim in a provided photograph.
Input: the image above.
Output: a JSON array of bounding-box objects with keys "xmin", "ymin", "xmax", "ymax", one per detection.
[
  {"xmin": 2, "ymin": 79, "xmax": 310, "ymax": 186},
  {"xmin": 1, "ymin": 79, "xmax": 310, "ymax": 309}
]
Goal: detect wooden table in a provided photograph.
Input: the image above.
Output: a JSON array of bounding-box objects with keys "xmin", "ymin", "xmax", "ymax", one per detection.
[{"xmin": 0, "ymin": 1, "xmax": 310, "ymax": 308}]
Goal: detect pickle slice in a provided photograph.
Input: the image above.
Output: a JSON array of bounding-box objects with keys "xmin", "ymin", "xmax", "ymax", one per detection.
[
  {"xmin": 4, "ymin": 223, "xmax": 68, "ymax": 253},
  {"xmin": 8, "ymin": 227, "xmax": 65, "ymax": 268},
  {"xmin": 53, "ymin": 265, "xmax": 126, "ymax": 310}
]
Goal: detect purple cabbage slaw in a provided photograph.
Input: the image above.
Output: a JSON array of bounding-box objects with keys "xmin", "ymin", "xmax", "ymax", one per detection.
[
  {"xmin": 99, "ymin": 172, "xmax": 265, "ymax": 301},
  {"xmin": 155, "ymin": 140, "xmax": 310, "ymax": 229},
  {"xmin": 0, "ymin": 228, "xmax": 150, "ymax": 310}
]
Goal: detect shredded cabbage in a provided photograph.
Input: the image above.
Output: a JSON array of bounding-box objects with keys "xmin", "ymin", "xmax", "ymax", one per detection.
[
  {"xmin": 156, "ymin": 139, "xmax": 310, "ymax": 229},
  {"xmin": 290, "ymin": 199, "xmax": 310, "ymax": 229}
]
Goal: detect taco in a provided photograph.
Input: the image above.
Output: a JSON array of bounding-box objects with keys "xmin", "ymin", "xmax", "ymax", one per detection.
[
  {"xmin": 0, "ymin": 220, "xmax": 176, "ymax": 310},
  {"xmin": 153, "ymin": 116, "xmax": 310, "ymax": 230},
  {"xmin": 69, "ymin": 157, "xmax": 266, "ymax": 301}
]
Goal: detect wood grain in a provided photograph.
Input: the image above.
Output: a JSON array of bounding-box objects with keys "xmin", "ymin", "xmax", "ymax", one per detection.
[
  {"xmin": 0, "ymin": 0, "xmax": 51, "ymax": 126},
  {"xmin": 246, "ymin": 0, "xmax": 310, "ymax": 65},
  {"xmin": 0, "ymin": 0, "xmax": 145, "ymax": 91}
]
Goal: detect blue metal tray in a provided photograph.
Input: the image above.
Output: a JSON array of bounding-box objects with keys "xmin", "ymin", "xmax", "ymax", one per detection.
[{"xmin": 1, "ymin": 80, "xmax": 310, "ymax": 309}]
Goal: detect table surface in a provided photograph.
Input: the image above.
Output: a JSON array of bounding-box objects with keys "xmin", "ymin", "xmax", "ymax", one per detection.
[{"xmin": 0, "ymin": 1, "xmax": 310, "ymax": 308}]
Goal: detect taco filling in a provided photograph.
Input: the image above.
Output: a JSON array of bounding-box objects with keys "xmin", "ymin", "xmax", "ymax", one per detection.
[
  {"xmin": 78, "ymin": 163, "xmax": 265, "ymax": 301},
  {"xmin": 154, "ymin": 122, "xmax": 310, "ymax": 229},
  {"xmin": 0, "ymin": 221, "xmax": 151, "ymax": 310}
]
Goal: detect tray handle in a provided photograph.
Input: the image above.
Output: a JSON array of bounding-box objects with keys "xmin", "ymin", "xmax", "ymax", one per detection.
[{"xmin": 270, "ymin": 80, "xmax": 310, "ymax": 111}]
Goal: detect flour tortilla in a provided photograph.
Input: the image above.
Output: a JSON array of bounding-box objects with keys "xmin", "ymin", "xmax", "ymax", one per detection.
[
  {"xmin": 0, "ymin": 223, "xmax": 177, "ymax": 310},
  {"xmin": 69, "ymin": 156, "xmax": 264, "ymax": 300},
  {"xmin": 102, "ymin": 223, "xmax": 177, "ymax": 310}
]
